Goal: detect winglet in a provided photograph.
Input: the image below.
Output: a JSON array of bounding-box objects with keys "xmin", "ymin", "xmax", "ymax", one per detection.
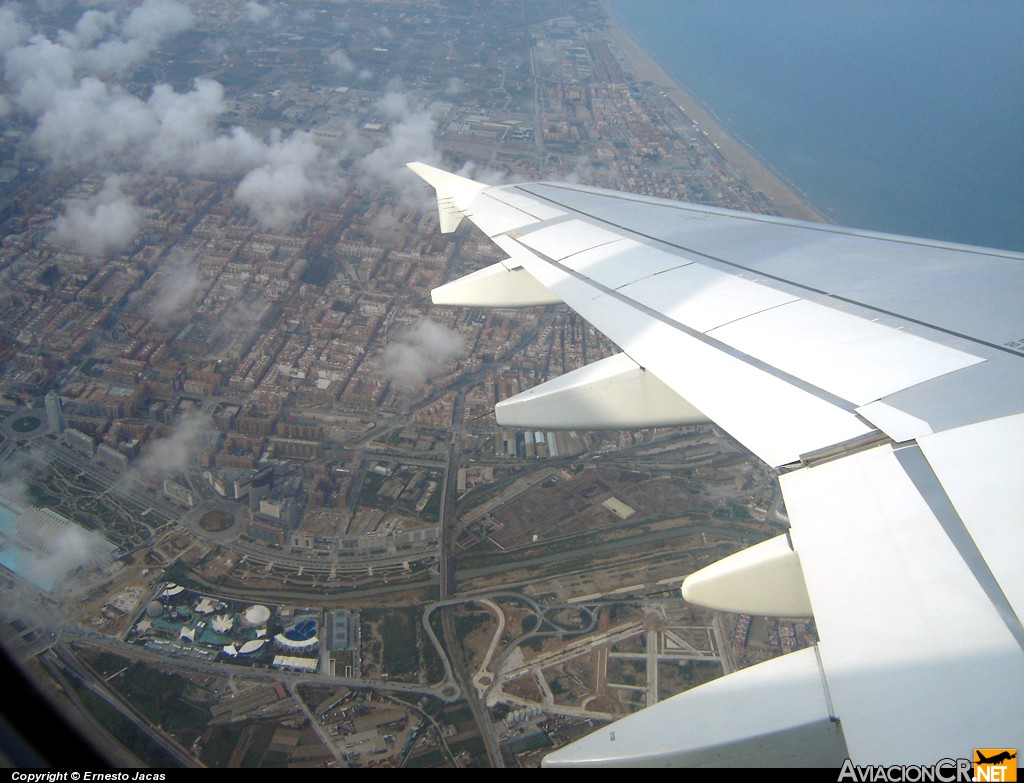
[{"xmin": 407, "ymin": 161, "xmax": 487, "ymax": 233}]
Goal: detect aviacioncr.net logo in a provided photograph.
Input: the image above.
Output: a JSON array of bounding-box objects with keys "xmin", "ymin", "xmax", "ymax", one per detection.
[
  {"xmin": 837, "ymin": 758, "xmax": 973, "ymax": 782},
  {"xmin": 974, "ymin": 749, "xmax": 1017, "ymax": 782}
]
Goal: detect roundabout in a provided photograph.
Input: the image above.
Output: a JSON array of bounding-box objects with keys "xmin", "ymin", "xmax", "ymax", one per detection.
[
  {"xmin": 10, "ymin": 415, "xmax": 42, "ymax": 434},
  {"xmin": 198, "ymin": 508, "xmax": 235, "ymax": 532}
]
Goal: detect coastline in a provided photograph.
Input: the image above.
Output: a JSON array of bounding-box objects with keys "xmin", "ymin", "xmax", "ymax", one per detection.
[{"xmin": 599, "ymin": 3, "xmax": 825, "ymax": 223}]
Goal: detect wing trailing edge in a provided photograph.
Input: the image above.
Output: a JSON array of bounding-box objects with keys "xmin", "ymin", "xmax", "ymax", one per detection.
[
  {"xmin": 408, "ymin": 161, "xmax": 1024, "ymax": 767},
  {"xmin": 542, "ymin": 646, "xmax": 847, "ymax": 767}
]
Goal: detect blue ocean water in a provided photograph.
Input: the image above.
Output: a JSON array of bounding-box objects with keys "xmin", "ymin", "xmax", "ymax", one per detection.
[{"xmin": 606, "ymin": 0, "xmax": 1024, "ymax": 251}]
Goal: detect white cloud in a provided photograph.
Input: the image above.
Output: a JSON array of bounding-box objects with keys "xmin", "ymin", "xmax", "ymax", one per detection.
[
  {"xmin": 47, "ymin": 176, "xmax": 142, "ymax": 257},
  {"xmin": 18, "ymin": 523, "xmax": 112, "ymax": 590},
  {"xmin": 5, "ymin": 6, "xmax": 461, "ymax": 232},
  {"xmin": 357, "ymin": 107, "xmax": 441, "ymax": 197},
  {"xmin": 24, "ymin": 66, "xmax": 345, "ymax": 231},
  {"xmin": 131, "ymin": 411, "xmax": 210, "ymax": 482},
  {"xmin": 380, "ymin": 319, "xmax": 465, "ymax": 389},
  {"xmin": 123, "ymin": 0, "xmax": 194, "ymax": 41},
  {"xmin": 0, "ymin": 445, "xmax": 48, "ymax": 508},
  {"xmin": 146, "ymin": 250, "xmax": 203, "ymax": 325},
  {"xmin": 456, "ymin": 160, "xmax": 508, "ymax": 186},
  {"xmin": 244, "ymin": 2, "xmax": 272, "ymax": 24},
  {"xmin": 0, "ymin": 7, "xmax": 31, "ymax": 56},
  {"xmin": 144, "ymin": 79, "xmax": 267, "ymax": 175},
  {"xmin": 233, "ymin": 130, "xmax": 344, "ymax": 230},
  {"xmin": 328, "ymin": 48, "xmax": 354, "ymax": 74},
  {"xmin": 2, "ymin": 0, "xmax": 193, "ymax": 112},
  {"xmin": 375, "ymin": 91, "xmax": 409, "ymax": 120},
  {"xmin": 58, "ymin": 10, "xmax": 118, "ymax": 51},
  {"xmin": 211, "ymin": 296, "xmax": 264, "ymax": 343},
  {"xmin": 4, "ymin": 34, "xmax": 77, "ymax": 115},
  {"xmin": 31, "ymin": 77, "xmax": 158, "ymax": 170}
]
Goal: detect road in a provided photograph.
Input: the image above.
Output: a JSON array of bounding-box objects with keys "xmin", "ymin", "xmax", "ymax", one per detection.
[
  {"xmin": 436, "ymin": 439, "xmax": 505, "ymax": 767},
  {"xmin": 48, "ymin": 643, "xmax": 202, "ymax": 768}
]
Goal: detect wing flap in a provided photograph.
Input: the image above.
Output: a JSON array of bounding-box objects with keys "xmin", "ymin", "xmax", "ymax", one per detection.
[
  {"xmin": 466, "ymin": 192, "xmax": 543, "ymax": 236},
  {"xmin": 517, "ymin": 218, "xmax": 625, "ymax": 259},
  {"xmin": 542, "ymin": 646, "xmax": 847, "ymax": 767},
  {"xmin": 782, "ymin": 443, "xmax": 1024, "ymax": 762},
  {"xmin": 617, "ymin": 262, "xmax": 799, "ymax": 332},
  {"xmin": 486, "ymin": 187, "xmax": 566, "ymax": 220},
  {"xmin": 917, "ymin": 412, "xmax": 1024, "ymax": 631},
  {"xmin": 561, "ymin": 240, "xmax": 692, "ymax": 289},
  {"xmin": 407, "ymin": 163, "xmax": 1024, "ymax": 766},
  {"xmin": 510, "ymin": 239, "xmax": 873, "ymax": 467},
  {"xmin": 706, "ymin": 299, "xmax": 984, "ymax": 406},
  {"xmin": 515, "ymin": 181, "xmax": 1024, "ymax": 351},
  {"xmin": 855, "ymin": 401, "xmax": 934, "ymax": 443}
]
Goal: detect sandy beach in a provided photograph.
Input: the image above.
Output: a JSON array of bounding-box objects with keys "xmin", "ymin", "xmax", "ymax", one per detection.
[{"xmin": 600, "ymin": 4, "xmax": 824, "ymax": 223}]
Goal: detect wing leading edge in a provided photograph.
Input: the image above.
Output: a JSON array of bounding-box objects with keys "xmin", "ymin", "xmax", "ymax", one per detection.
[{"xmin": 407, "ymin": 162, "xmax": 1024, "ymax": 766}]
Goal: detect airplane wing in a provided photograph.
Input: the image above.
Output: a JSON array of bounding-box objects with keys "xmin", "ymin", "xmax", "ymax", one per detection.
[{"xmin": 407, "ymin": 162, "xmax": 1024, "ymax": 767}]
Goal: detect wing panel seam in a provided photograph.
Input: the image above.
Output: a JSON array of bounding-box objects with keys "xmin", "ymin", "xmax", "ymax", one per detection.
[
  {"xmin": 699, "ymin": 297, "xmax": 800, "ymax": 334},
  {"xmin": 892, "ymin": 444, "xmax": 1024, "ymax": 652},
  {"xmin": 513, "ymin": 183, "xmax": 1022, "ymax": 260},
  {"xmin": 518, "ymin": 241, "xmax": 863, "ymax": 415},
  {"xmin": 513, "ymin": 185, "xmax": 1024, "ymax": 358}
]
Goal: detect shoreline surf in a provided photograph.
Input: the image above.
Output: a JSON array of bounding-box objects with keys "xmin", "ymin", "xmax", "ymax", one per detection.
[{"xmin": 600, "ymin": 1, "xmax": 826, "ymax": 224}]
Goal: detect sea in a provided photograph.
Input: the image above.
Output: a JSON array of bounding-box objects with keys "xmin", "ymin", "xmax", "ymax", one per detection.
[{"xmin": 606, "ymin": 0, "xmax": 1024, "ymax": 252}]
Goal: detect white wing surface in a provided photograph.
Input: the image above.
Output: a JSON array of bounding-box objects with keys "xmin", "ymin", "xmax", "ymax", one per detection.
[{"xmin": 408, "ymin": 162, "xmax": 1024, "ymax": 767}]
